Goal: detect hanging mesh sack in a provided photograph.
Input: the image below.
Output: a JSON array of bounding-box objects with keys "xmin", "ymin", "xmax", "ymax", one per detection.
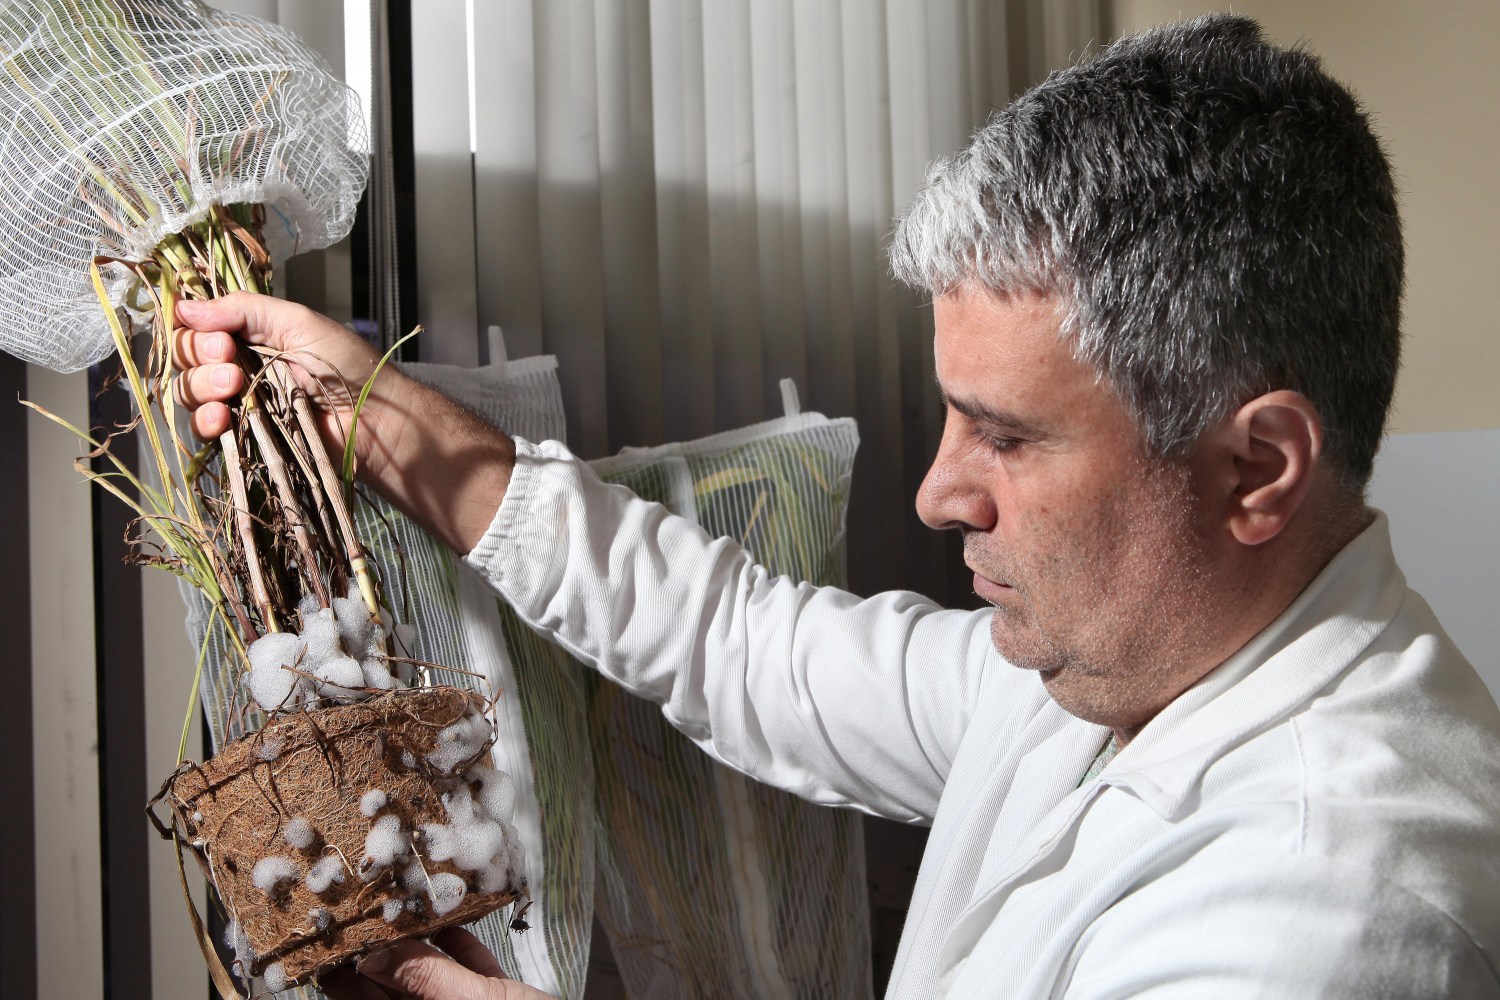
[
  {"xmin": 0, "ymin": 0, "xmax": 365, "ymax": 372},
  {"xmin": 184, "ymin": 351, "xmax": 593, "ymax": 999},
  {"xmin": 586, "ymin": 389, "xmax": 873, "ymax": 1000}
]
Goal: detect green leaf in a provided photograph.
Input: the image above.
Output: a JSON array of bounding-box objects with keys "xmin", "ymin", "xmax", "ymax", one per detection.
[{"xmin": 342, "ymin": 327, "xmax": 421, "ymax": 484}]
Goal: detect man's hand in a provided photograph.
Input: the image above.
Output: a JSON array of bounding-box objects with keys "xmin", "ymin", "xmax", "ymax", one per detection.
[
  {"xmin": 174, "ymin": 292, "xmax": 517, "ymax": 554},
  {"xmin": 320, "ymin": 927, "xmax": 555, "ymax": 1000},
  {"xmin": 174, "ymin": 293, "xmax": 401, "ymax": 478}
]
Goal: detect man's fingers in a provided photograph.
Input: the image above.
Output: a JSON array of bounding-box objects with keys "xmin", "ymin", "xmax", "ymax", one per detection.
[
  {"xmin": 172, "ymin": 362, "xmax": 243, "ymax": 411},
  {"xmin": 432, "ymin": 926, "xmax": 508, "ymax": 978},
  {"xmin": 358, "ymin": 940, "xmax": 494, "ymax": 999},
  {"xmin": 176, "ymin": 289, "xmax": 320, "ymax": 352},
  {"xmin": 170, "ymin": 326, "xmax": 237, "ymax": 370},
  {"xmin": 356, "ymin": 939, "xmax": 552, "ymax": 999},
  {"xmin": 318, "ymin": 963, "xmax": 398, "ymax": 1000},
  {"xmin": 190, "ymin": 400, "xmax": 232, "ymax": 441}
]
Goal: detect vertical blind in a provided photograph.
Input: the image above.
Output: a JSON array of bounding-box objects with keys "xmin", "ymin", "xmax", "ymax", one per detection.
[
  {"xmin": 11, "ymin": 2, "xmax": 1103, "ymax": 997},
  {"xmin": 410, "ymin": 0, "xmax": 1102, "ymax": 602}
]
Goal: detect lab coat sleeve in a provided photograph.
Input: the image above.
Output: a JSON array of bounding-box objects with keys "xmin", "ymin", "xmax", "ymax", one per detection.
[
  {"xmin": 1059, "ymin": 852, "xmax": 1500, "ymax": 999},
  {"xmin": 464, "ymin": 438, "xmax": 1000, "ymax": 823}
]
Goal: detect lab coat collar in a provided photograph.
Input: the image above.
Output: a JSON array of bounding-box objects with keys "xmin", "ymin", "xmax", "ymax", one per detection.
[{"xmin": 1101, "ymin": 512, "xmax": 1407, "ymax": 820}]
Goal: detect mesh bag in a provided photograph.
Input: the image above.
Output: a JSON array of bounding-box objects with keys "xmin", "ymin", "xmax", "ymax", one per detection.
[
  {"xmin": 0, "ymin": 0, "xmax": 365, "ymax": 372},
  {"xmin": 586, "ymin": 400, "xmax": 873, "ymax": 1000},
  {"xmin": 183, "ymin": 354, "xmax": 592, "ymax": 998}
]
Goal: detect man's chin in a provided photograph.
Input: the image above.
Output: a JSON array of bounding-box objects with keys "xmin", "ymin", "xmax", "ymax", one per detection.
[{"xmin": 987, "ymin": 615, "xmax": 1061, "ymax": 674}]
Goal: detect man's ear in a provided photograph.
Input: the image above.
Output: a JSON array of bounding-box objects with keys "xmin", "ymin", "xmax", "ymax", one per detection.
[{"xmin": 1222, "ymin": 390, "xmax": 1323, "ymax": 546}]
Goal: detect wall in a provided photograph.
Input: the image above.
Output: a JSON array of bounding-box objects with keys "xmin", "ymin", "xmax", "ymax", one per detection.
[{"xmin": 1104, "ymin": 1, "xmax": 1500, "ymax": 692}]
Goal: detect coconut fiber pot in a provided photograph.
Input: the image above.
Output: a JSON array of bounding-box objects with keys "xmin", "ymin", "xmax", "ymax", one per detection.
[{"xmin": 151, "ymin": 686, "xmax": 527, "ymax": 990}]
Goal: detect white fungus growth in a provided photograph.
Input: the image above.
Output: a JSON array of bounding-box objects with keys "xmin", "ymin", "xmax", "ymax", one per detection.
[
  {"xmin": 251, "ymin": 856, "xmax": 299, "ymax": 895},
  {"xmin": 401, "ymin": 750, "xmax": 417, "ymax": 769},
  {"xmin": 225, "ymin": 919, "xmax": 255, "ymax": 979},
  {"xmin": 362, "ymin": 814, "xmax": 408, "ymax": 875},
  {"xmin": 262, "ymin": 961, "xmax": 288, "ymax": 993},
  {"xmin": 427, "ymin": 872, "xmax": 468, "ymax": 917},
  {"xmin": 362, "ymin": 657, "xmax": 400, "ymax": 690},
  {"xmin": 425, "ymin": 711, "xmax": 494, "ymax": 774},
  {"xmin": 333, "ymin": 594, "xmax": 376, "ymax": 658},
  {"xmin": 247, "ymin": 590, "xmax": 418, "ymax": 712},
  {"xmin": 382, "ymin": 898, "xmax": 404, "ymax": 923},
  {"xmin": 255, "ymin": 734, "xmax": 285, "ymax": 762},
  {"xmin": 360, "ymin": 789, "xmax": 388, "ymax": 817},
  {"xmin": 470, "ymin": 765, "xmax": 516, "ymax": 824},
  {"xmin": 283, "ymin": 816, "xmax": 315, "ymax": 850},
  {"xmin": 305, "ymin": 855, "xmax": 346, "ymax": 894},
  {"xmin": 246, "ymin": 632, "xmax": 307, "ymax": 713}
]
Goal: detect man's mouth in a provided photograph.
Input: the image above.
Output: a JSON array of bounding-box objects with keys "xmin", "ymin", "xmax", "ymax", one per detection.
[{"xmin": 970, "ymin": 570, "xmax": 1014, "ymax": 604}]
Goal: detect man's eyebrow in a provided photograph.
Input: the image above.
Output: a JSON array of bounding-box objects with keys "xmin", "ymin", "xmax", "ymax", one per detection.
[{"xmin": 937, "ymin": 384, "xmax": 1047, "ymax": 438}]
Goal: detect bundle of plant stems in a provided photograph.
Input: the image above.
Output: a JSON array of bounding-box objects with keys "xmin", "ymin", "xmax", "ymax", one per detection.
[{"xmin": 9, "ymin": 0, "xmax": 397, "ymax": 750}]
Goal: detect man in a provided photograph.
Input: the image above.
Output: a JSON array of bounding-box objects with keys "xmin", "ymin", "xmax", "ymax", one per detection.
[{"xmin": 176, "ymin": 14, "xmax": 1500, "ymax": 999}]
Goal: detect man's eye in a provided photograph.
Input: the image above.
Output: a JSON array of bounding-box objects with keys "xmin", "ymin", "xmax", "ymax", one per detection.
[{"xmin": 977, "ymin": 430, "xmax": 1023, "ymax": 454}]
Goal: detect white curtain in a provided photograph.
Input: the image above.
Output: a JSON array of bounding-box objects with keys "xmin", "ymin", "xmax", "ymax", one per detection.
[{"xmin": 407, "ymin": 0, "xmax": 1103, "ymax": 600}]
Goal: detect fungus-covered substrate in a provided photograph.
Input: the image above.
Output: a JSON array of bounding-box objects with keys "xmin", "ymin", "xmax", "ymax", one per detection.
[{"xmin": 165, "ymin": 686, "xmax": 527, "ymax": 988}]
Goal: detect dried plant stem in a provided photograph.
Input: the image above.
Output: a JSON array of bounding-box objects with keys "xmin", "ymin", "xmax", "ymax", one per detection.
[
  {"xmin": 243, "ymin": 402, "xmax": 329, "ymax": 608},
  {"xmin": 219, "ymin": 424, "xmax": 278, "ymax": 633},
  {"xmin": 276, "ymin": 367, "xmax": 381, "ymax": 621}
]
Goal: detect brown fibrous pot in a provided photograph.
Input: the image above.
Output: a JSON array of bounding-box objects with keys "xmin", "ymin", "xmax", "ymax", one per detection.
[{"xmin": 152, "ymin": 686, "xmax": 525, "ymax": 988}]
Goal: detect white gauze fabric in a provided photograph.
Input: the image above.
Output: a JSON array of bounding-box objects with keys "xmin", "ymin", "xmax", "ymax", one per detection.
[
  {"xmin": 585, "ymin": 400, "xmax": 872, "ymax": 1000},
  {"xmin": 0, "ymin": 0, "xmax": 366, "ymax": 372}
]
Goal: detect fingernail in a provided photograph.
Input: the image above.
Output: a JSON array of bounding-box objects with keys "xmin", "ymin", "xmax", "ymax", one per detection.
[
  {"xmin": 209, "ymin": 333, "xmax": 233, "ymax": 360},
  {"xmin": 176, "ymin": 299, "xmax": 204, "ymax": 316},
  {"xmin": 357, "ymin": 950, "xmax": 392, "ymax": 978},
  {"xmin": 211, "ymin": 365, "xmax": 235, "ymax": 389}
]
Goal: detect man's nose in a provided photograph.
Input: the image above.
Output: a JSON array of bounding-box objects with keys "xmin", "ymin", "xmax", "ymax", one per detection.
[{"xmin": 916, "ymin": 431, "xmax": 996, "ymax": 532}]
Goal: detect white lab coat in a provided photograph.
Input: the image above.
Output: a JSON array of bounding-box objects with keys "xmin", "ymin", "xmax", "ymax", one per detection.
[{"xmin": 467, "ymin": 439, "xmax": 1500, "ymax": 998}]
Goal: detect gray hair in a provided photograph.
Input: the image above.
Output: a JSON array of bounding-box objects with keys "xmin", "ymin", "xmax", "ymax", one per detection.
[{"xmin": 890, "ymin": 14, "xmax": 1403, "ymax": 493}]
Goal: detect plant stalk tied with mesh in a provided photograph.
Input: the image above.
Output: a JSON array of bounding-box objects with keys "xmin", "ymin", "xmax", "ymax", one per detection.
[{"xmin": 1, "ymin": 2, "xmax": 527, "ymax": 995}]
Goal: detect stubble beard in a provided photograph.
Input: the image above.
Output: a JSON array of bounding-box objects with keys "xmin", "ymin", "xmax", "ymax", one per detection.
[{"xmin": 970, "ymin": 462, "xmax": 1217, "ymax": 731}]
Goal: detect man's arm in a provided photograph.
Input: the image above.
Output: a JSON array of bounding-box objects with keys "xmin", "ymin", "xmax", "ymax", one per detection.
[{"xmin": 174, "ymin": 292, "xmax": 512, "ymax": 553}]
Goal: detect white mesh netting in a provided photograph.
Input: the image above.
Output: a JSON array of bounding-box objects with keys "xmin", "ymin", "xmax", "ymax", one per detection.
[
  {"xmin": 586, "ymin": 408, "xmax": 871, "ymax": 999},
  {"xmin": 0, "ymin": 0, "xmax": 366, "ymax": 372}
]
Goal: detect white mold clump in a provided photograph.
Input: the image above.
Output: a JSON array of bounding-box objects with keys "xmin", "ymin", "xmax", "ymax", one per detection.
[
  {"xmin": 251, "ymin": 856, "xmax": 299, "ymax": 896},
  {"xmin": 225, "ymin": 919, "xmax": 255, "ymax": 981},
  {"xmin": 360, "ymin": 789, "xmax": 388, "ymax": 817},
  {"xmin": 417, "ymin": 759, "xmax": 526, "ymax": 905},
  {"xmin": 244, "ymin": 585, "xmax": 418, "ymax": 714},
  {"xmin": 427, "ymin": 872, "xmax": 467, "ymax": 916},
  {"xmin": 262, "ymin": 961, "xmax": 288, "ymax": 993},
  {"xmin": 426, "ymin": 711, "xmax": 494, "ymax": 774},
  {"xmin": 469, "ymin": 765, "xmax": 516, "ymax": 825},
  {"xmin": 306, "ymin": 855, "xmax": 346, "ymax": 894},
  {"xmin": 308, "ymin": 906, "xmax": 333, "ymax": 932},
  {"xmin": 246, "ymin": 632, "xmax": 307, "ymax": 713},
  {"xmin": 381, "ymin": 898, "xmax": 404, "ymax": 923},
  {"xmin": 284, "ymin": 816, "xmax": 315, "ymax": 850},
  {"xmin": 255, "ymin": 734, "xmax": 285, "ymax": 763},
  {"xmin": 361, "ymin": 813, "xmax": 409, "ymax": 879}
]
